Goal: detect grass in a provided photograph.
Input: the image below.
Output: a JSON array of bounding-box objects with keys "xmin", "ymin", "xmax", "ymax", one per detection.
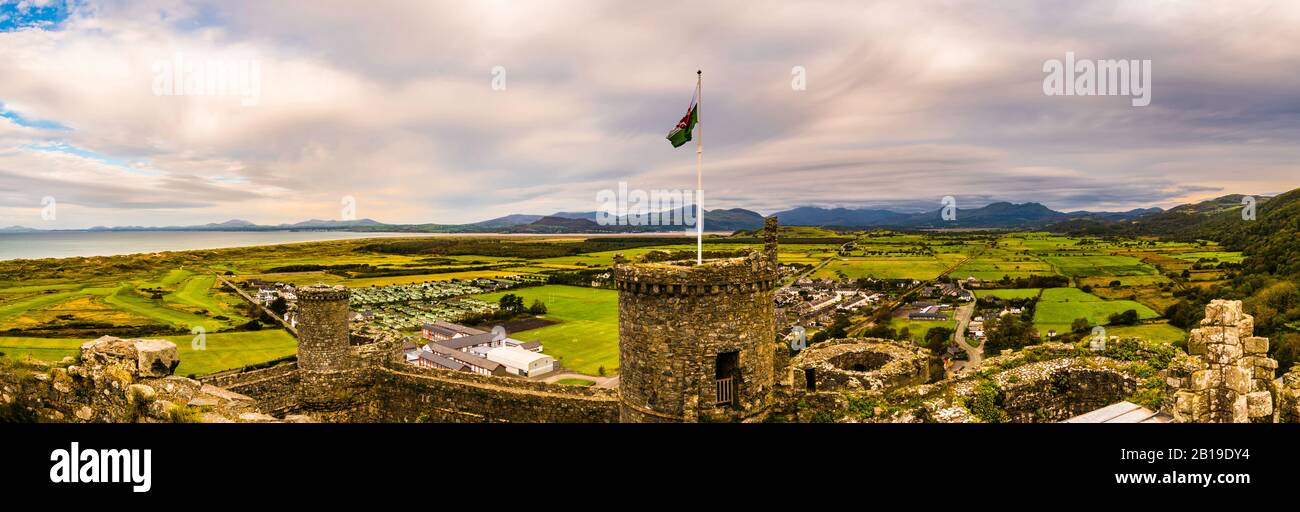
[
  {"xmin": 888, "ymin": 318, "xmax": 958, "ymax": 344},
  {"xmin": 471, "ymin": 285, "xmax": 619, "ymax": 376},
  {"xmin": 0, "ymin": 329, "xmax": 298, "ymax": 377},
  {"xmin": 1171, "ymin": 251, "xmax": 1245, "ymax": 264},
  {"xmin": 105, "ymin": 283, "xmax": 223, "ymax": 331},
  {"xmin": 975, "ymin": 288, "xmax": 1041, "ymax": 300},
  {"xmin": 555, "ymin": 378, "xmax": 596, "ymax": 386},
  {"xmin": 814, "ymin": 256, "xmax": 951, "ymax": 280},
  {"xmin": 1041, "ymin": 255, "xmax": 1158, "ymax": 277},
  {"xmin": 1104, "ymin": 323, "xmax": 1187, "ymax": 344},
  {"xmin": 1033, "ymin": 288, "xmax": 1159, "ymax": 336}
]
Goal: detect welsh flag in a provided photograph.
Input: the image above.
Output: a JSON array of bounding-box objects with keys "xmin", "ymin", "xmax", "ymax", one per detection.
[{"xmin": 666, "ymin": 101, "xmax": 698, "ymax": 148}]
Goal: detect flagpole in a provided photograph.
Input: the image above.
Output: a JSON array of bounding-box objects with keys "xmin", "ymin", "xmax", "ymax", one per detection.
[{"xmin": 695, "ymin": 69, "xmax": 703, "ymax": 265}]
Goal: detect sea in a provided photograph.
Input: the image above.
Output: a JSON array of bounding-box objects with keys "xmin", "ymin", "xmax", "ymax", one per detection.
[
  {"xmin": 0, "ymin": 230, "xmax": 705, "ymax": 260},
  {"xmin": 0, "ymin": 231, "xmax": 437, "ymax": 260}
]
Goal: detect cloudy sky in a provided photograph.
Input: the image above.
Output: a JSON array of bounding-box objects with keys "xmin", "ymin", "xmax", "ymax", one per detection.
[{"xmin": 0, "ymin": 0, "xmax": 1297, "ymax": 228}]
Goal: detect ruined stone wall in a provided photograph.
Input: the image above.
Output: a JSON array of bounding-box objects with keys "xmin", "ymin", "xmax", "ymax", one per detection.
[
  {"xmin": 0, "ymin": 336, "xmax": 280, "ymax": 423},
  {"xmin": 201, "ymin": 363, "xmax": 303, "ymax": 415},
  {"xmin": 783, "ymin": 339, "xmax": 930, "ymax": 392},
  {"xmin": 1166, "ymin": 300, "xmax": 1278, "ymax": 423},
  {"xmin": 1279, "ymin": 369, "xmax": 1300, "ymax": 423},
  {"xmin": 364, "ymin": 362, "xmax": 619, "ymax": 423},
  {"xmin": 995, "ymin": 361, "xmax": 1137, "ymax": 422},
  {"xmin": 615, "ymin": 253, "xmax": 778, "ymax": 422}
]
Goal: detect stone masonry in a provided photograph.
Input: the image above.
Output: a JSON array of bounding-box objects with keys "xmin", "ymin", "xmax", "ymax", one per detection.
[
  {"xmin": 1167, "ymin": 300, "xmax": 1278, "ymax": 423},
  {"xmin": 0, "ymin": 336, "xmax": 287, "ymax": 423},
  {"xmin": 613, "ymin": 218, "xmax": 781, "ymax": 422}
]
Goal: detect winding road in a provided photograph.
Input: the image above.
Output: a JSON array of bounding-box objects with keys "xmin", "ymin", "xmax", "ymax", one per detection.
[{"xmin": 949, "ymin": 301, "xmax": 982, "ymax": 374}]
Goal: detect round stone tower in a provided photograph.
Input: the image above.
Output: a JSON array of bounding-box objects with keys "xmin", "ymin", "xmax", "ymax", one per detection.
[
  {"xmin": 296, "ymin": 284, "xmax": 353, "ymax": 373},
  {"xmin": 614, "ymin": 218, "xmax": 780, "ymax": 422}
]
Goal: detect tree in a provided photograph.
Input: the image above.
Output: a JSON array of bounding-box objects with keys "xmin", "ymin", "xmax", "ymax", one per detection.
[
  {"xmin": 1070, "ymin": 317, "xmax": 1092, "ymax": 334},
  {"xmin": 1273, "ymin": 333, "xmax": 1300, "ymax": 375},
  {"xmin": 984, "ymin": 314, "xmax": 1035, "ymax": 354},
  {"xmin": 860, "ymin": 324, "xmax": 897, "ymax": 340},
  {"xmin": 924, "ymin": 326, "xmax": 953, "ymax": 352},
  {"xmin": 528, "ymin": 299, "xmax": 548, "ymax": 315},
  {"xmin": 498, "ymin": 294, "xmax": 525, "ymax": 314},
  {"xmin": 811, "ymin": 314, "xmax": 853, "ymax": 344},
  {"xmin": 1107, "ymin": 309, "xmax": 1139, "ymax": 326},
  {"xmin": 269, "ymin": 296, "xmax": 289, "ymax": 317}
]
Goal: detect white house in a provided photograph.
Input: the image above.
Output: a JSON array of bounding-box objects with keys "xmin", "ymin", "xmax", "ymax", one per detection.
[{"xmin": 485, "ymin": 346, "xmax": 556, "ymax": 377}]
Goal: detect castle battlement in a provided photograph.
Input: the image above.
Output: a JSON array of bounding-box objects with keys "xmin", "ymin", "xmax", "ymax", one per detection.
[
  {"xmin": 614, "ymin": 220, "xmax": 782, "ymax": 423},
  {"xmin": 297, "ymin": 284, "xmax": 350, "ymax": 302}
]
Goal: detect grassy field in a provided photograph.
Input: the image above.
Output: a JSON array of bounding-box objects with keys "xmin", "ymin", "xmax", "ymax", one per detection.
[
  {"xmin": 555, "ymin": 378, "xmax": 596, "ymax": 386},
  {"xmin": 471, "ymin": 285, "xmax": 619, "ymax": 376},
  {"xmin": 975, "ymin": 288, "xmax": 1042, "ymax": 300},
  {"xmin": 1033, "ymin": 287, "xmax": 1160, "ymax": 336},
  {"xmin": 814, "ymin": 257, "xmax": 951, "ymax": 280},
  {"xmin": 0, "ymin": 329, "xmax": 298, "ymax": 376},
  {"xmin": 888, "ymin": 318, "xmax": 958, "ymax": 344},
  {"xmin": 1104, "ymin": 323, "xmax": 1188, "ymax": 344},
  {"xmin": 1041, "ymin": 255, "xmax": 1159, "ymax": 277}
]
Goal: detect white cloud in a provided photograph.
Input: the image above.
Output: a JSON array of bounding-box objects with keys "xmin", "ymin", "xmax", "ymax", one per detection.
[{"xmin": 0, "ymin": 0, "xmax": 1297, "ymax": 228}]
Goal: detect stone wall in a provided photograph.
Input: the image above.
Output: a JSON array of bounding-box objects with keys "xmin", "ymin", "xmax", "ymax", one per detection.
[
  {"xmin": 993, "ymin": 359, "xmax": 1137, "ymax": 422},
  {"xmin": 361, "ymin": 362, "xmax": 620, "ymax": 423},
  {"xmin": 201, "ymin": 363, "xmax": 303, "ymax": 416},
  {"xmin": 783, "ymin": 338, "xmax": 930, "ymax": 392},
  {"xmin": 615, "ymin": 251, "xmax": 779, "ymax": 423},
  {"xmin": 1279, "ymin": 369, "xmax": 1300, "ymax": 423},
  {"xmin": 1166, "ymin": 300, "xmax": 1278, "ymax": 423},
  {"xmin": 0, "ymin": 336, "xmax": 281, "ymax": 423}
]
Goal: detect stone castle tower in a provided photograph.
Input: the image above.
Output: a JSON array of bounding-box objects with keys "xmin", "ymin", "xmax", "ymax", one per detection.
[
  {"xmin": 295, "ymin": 284, "xmax": 367, "ymax": 413},
  {"xmin": 613, "ymin": 217, "xmax": 781, "ymax": 422},
  {"xmin": 297, "ymin": 284, "xmax": 353, "ymax": 373}
]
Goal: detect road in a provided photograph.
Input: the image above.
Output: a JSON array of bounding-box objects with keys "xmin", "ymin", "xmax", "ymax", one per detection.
[
  {"xmin": 214, "ymin": 272, "xmax": 298, "ymax": 336},
  {"xmin": 949, "ymin": 301, "xmax": 982, "ymax": 375}
]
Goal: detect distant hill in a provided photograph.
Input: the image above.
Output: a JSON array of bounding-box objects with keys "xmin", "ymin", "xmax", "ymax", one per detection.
[
  {"xmin": 0, "ymin": 225, "xmax": 39, "ymax": 233},
  {"xmin": 771, "ymin": 207, "xmax": 906, "ymax": 227},
  {"xmin": 541, "ymin": 207, "xmax": 764, "ymax": 232},
  {"xmin": 464, "ymin": 214, "xmax": 546, "ymax": 229},
  {"xmin": 287, "ymin": 218, "xmax": 385, "ymax": 228},
  {"xmin": 767, "ymin": 202, "xmax": 1165, "ymax": 229},
  {"xmin": 1048, "ymin": 194, "xmax": 1272, "ymax": 240}
]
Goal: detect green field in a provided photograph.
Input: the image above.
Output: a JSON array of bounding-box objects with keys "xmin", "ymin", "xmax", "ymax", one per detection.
[
  {"xmin": 975, "ymin": 288, "xmax": 1042, "ymax": 300},
  {"xmin": 1033, "ymin": 288, "xmax": 1160, "ymax": 336},
  {"xmin": 1041, "ymin": 255, "xmax": 1158, "ymax": 277},
  {"xmin": 814, "ymin": 257, "xmax": 951, "ymax": 280},
  {"xmin": 1104, "ymin": 323, "xmax": 1188, "ymax": 344},
  {"xmin": 0, "ymin": 329, "xmax": 298, "ymax": 377},
  {"xmin": 471, "ymin": 285, "xmax": 619, "ymax": 376},
  {"xmin": 1172, "ymin": 251, "xmax": 1245, "ymax": 264},
  {"xmin": 888, "ymin": 318, "xmax": 958, "ymax": 344}
]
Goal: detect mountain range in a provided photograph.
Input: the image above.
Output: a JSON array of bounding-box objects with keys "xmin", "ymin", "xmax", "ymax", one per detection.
[{"xmin": 7, "ymin": 194, "xmax": 1290, "ymax": 234}]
